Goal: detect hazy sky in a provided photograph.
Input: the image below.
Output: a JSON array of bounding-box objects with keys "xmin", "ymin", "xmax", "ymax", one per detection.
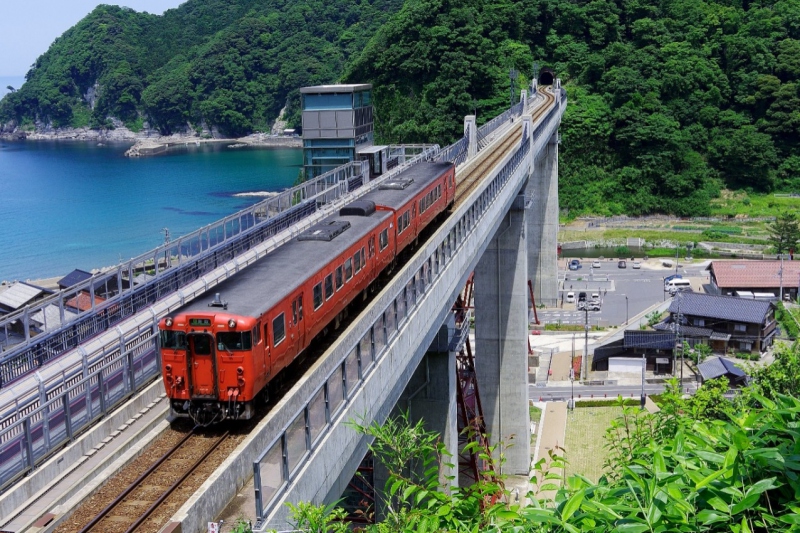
[{"xmin": 0, "ymin": 0, "xmax": 187, "ymax": 76}]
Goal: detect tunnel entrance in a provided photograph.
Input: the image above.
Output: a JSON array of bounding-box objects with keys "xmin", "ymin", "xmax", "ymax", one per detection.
[{"xmin": 539, "ymin": 67, "xmax": 555, "ymax": 86}]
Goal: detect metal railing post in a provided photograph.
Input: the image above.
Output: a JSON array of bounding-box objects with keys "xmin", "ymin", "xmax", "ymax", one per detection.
[
  {"xmin": 98, "ymin": 371, "xmax": 107, "ymax": 415},
  {"xmin": 63, "ymin": 392, "xmax": 73, "ymax": 441},
  {"xmin": 23, "ymin": 417, "xmax": 35, "ymax": 471}
]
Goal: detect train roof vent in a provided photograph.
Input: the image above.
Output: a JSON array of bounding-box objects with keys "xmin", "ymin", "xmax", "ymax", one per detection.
[
  {"xmin": 379, "ymin": 178, "xmax": 414, "ymax": 190},
  {"xmin": 208, "ymin": 292, "xmax": 228, "ymax": 309},
  {"xmin": 340, "ymin": 200, "xmax": 376, "ymax": 217},
  {"xmin": 297, "ymin": 220, "xmax": 351, "ymax": 242}
]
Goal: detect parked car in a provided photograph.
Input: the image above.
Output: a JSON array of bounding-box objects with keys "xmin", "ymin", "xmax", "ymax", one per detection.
[
  {"xmin": 592, "ymin": 260, "xmax": 601, "ymax": 268},
  {"xmin": 578, "ymin": 292, "xmax": 587, "ymax": 302},
  {"xmin": 591, "ymin": 292, "xmax": 600, "ymax": 301},
  {"xmin": 663, "ymin": 274, "xmax": 682, "ymax": 290},
  {"xmin": 632, "ymin": 261, "xmax": 641, "ymax": 269},
  {"xmin": 670, "ymin": 286, "xmax": 693, "ymax": 296},
  {"xmin": 586, "ymin": 301, "xmax": 601, "ymax": 311},
  {"xmin": 568, "ymin": 259, "xmax": 581, "ymax": 271},
  {"xmin": 618, "ymin": 260, "xmax": 627, "ymax": 268},
  {"xmin": 566, "ymin": 291, "xmax": 575, "ymax": 303},
  {"xmin": 577, "ymin": 301, "xmax": 586, "ymax": 310}
]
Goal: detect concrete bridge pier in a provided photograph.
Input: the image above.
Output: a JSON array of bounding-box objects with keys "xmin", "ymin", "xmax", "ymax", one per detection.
[
  {"xmin": 526, "ymin": 129, "xmax": 559, "ymax": 307},
  {"xmin": 373, "ymin": 316, "xmax": 458, "ymax": 519},
  {"xmin": 473, "ymin": 191, "xmax": 531, "ymax": 476}
]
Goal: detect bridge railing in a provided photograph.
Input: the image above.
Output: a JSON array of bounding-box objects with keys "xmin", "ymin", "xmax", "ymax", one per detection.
[{"xmin": 252, "ymin": 99, "xmax": 564, "ymax": 525}]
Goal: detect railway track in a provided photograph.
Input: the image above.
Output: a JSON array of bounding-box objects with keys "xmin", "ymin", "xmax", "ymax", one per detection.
[
  {"xmin": 454, "ymin": 87, "xmax": 556, "ymax": 207},
  {"xmin": 55, "ymin": 424, "xmax": 241, "ymax": 533}
]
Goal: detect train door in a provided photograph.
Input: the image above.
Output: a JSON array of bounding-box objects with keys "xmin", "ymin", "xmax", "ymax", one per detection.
[
  {"xmin": 289, "ymin": 293, "xmax": 305, "ymax": 363},
  {"xmin": 187, "ymin": 333, "xmax": 217, "ymax": 398}
]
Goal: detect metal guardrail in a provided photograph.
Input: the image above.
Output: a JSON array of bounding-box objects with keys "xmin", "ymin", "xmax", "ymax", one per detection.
[
  {"xmin": 253, "ymin": 98, "xmax": 567, "ymax": 526},
  {"xmin": 0, "ymin": 145, "xmax": 441, "ymax": 494}
]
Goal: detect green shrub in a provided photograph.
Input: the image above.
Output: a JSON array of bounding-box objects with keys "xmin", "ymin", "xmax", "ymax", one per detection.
[{"xmin": 776, "ymin": 302, "xmax": 800, "ymax": 339}]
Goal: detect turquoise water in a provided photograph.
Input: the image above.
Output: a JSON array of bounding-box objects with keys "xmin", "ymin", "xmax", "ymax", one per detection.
[{"xmin": 0, "ymin": 141, "xmax": 302, "ymax": 281}]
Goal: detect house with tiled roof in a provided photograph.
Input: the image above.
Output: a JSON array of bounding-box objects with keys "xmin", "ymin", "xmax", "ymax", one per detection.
[
  {"xmin": 697, "ymin": 356, "xmax": 748, "ymax": 387},
  {"xmin": 707, "ymin": 260, "xmax": 800, "ymax": 300},
  {"xmin": 591, "ymin": 330, "xmax": 675, "ymax": 373},
  {"xmin": 655, "ymin": 292, "xmax": 776, "ymax": 354}
]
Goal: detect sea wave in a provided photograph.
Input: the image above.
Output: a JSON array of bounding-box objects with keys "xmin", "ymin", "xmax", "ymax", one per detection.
[{"xmin": 233, "ymin": 191, "xmax": 281, "ymax": 198}]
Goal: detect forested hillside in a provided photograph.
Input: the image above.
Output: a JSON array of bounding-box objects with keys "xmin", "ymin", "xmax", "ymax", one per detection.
[
  {"xmin": 0, "ymin": 0, "xmax": 403, "ymax": 136},
  {"xmin": 3, "ymin": 0, "xmax": 800, "ymax": 216},
  {"xmin": 348, "ymin": 0, "xmax": 800, "ymax": 216}
]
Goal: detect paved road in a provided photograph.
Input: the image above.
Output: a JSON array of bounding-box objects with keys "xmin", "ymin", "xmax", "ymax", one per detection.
[{"xmin": 539, "ymin": 259, "xmax": 711, "ymax": 326}]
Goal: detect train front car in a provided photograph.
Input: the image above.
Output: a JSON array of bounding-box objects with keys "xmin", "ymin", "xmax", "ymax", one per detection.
[{"xmin": 159, "ymin": 305, "xmax": 262, "ymax": 425}]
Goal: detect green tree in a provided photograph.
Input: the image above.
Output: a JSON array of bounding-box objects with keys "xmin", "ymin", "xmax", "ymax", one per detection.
[{"xmin": 767, "ymin": 211, "xmax": 800, "ymax": 254}]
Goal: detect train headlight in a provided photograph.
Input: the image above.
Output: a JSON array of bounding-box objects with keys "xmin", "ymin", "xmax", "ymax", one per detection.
[
  {"xmin": 228, "ymin": 319, "xmax": 237, "ymax": 328},
  {"xmin": 165, "ymin": 318, "xmax": 173, "ymax": 327}
]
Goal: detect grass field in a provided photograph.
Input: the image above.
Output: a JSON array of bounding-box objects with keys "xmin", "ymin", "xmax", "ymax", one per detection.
[
  {"xmin": 710, "ymin": 190, "xmax": 800, "ymax": 218},
  {"xmin": 563, "ymin": 406, "xmax": 623, "ymax": 483}
]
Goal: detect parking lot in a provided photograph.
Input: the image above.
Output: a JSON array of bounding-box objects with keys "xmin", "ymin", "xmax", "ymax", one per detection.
[{"xmin": 537, "ymin": 257, "xmax": 710, "ymax": 327}]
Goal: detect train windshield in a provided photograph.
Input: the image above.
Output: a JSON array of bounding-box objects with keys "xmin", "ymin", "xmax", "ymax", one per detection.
[
  {"xmin": 216, "ymin": 332, "xmax": 252, "ymax": 351},
  {"xmin": 160, "ymin": 330, "xmax": 186, "ymax": 350}
]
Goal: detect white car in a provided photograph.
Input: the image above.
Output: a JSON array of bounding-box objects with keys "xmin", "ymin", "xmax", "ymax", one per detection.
[
  {"xmin": 632, "ymin": 261, "xmax": 641, "ymax": 269},
  {"xmin": 566, "ymin": 292, "xmax": 575, "ymax": 303},
  {"xmin": 592, "ymin": 260, "xmax": 601, "ymax": 268}
]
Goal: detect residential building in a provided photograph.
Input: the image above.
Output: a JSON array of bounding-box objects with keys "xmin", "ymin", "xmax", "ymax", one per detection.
[
  {"xmin": 591, "ymin": 330, "xmax": 675, "ymax": 373},
  {"xmin": 707, "ymin": 260, "xmax": 800, "ymax": 301},
  {"xmin": 697, "ymin": 356, "xmax": 748, "ymax": 387},
  {"xmin": 655, "ymin": 292, "xmax": 776, "ymax": 354}
]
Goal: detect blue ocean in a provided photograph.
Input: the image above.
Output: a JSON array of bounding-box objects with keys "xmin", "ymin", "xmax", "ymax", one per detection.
[{"xmin": 0, "ymin": 141, "xmax": 302, "ymax": 282}]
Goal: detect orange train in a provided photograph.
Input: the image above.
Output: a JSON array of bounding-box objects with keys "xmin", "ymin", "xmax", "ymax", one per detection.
[{"xmin": 158, "ymin": 161, "xmax": 456, "ymax": 424}]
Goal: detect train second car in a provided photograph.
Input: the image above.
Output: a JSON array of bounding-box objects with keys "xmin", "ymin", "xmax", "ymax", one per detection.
[{"xmin": 158, "ymin": 161, "xmax": 455, "ymax": 424}]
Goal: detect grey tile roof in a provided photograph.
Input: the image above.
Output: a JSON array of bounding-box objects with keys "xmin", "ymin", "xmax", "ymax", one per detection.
[
  {"xmin": 58, "ymin": 269, "xmax": 93, "ymax": 289},
  {"xmin": 653, "ymin": 322, "xmax": 713, "ymax": 338},
  {"xmin": 623, "ymin": 330, "xmax": 675, "ymax": 350},
  {"xmin": 698, "ymin": 356, "xmax": 746, "ymax": 381},
  {"xmin": 669, "ymin": 292, "xmax": 772, "ymax": 324}
]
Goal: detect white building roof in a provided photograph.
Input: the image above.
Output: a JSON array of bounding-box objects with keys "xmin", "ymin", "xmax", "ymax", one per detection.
[
  {"xmin": 0, "ymin": 283, "xmax": 44, "ymax": 311},
  {"xmin": 30, "ymin": 304, "xmax": 77, "ymax": 329}
]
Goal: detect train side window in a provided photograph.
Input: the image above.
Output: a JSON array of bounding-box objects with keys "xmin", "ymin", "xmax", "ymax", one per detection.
[
  {"xmin": 360, "ymin": 248, "xmax": 365, "ymax": 268},
  {"xmin": 379, "ymin": 229, "xmax": 388, "ymax": 251},
  {"xmin": 405, "ymin": 211, "xmax": 410, "ymax": 227},
  {"xmin": 273, "ymin": 314, "xmax": 286, "ymax": 346},
  {"xmin": 354, "ymin": 251, "xmax": 361, "ymax": 273},
  {"xmin": 324, "ymin": 274, "xmax": 334, "ymax": 300},
  {"xmin": 253, "ymin": 326, "xmax": 260, "ymax": 345},
  {"xmin": 292, "ymin": 300, "xmax": 298, "ymax": 325},
  {"xmin": 336, "ymin": 266, "xmax": 343, "ymax": 290},
  {"xmin": 297, "ymin": 295, "xmax": 303, "ymax": 320},
  {"xmin": 345, "ymin": 258, "xmax": 353, "ymax": 280},
  {"xmin": 313, "ymin": 282, "xmax": 323, "ymax": 309}
]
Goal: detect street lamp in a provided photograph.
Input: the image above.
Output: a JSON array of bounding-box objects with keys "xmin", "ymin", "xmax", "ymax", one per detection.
[{"xmin": 569, "ymin": 333, "xmax": 576, "ymax": 410}]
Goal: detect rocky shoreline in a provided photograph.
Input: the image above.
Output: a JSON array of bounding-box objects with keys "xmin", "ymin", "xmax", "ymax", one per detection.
[
  {"xmin": 0, "ymin": 124, "xmax": 301, "ymax": 155},
  {"xmin": 124, "ymin": 133, "xmax": 301, "ymax": 157}
]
